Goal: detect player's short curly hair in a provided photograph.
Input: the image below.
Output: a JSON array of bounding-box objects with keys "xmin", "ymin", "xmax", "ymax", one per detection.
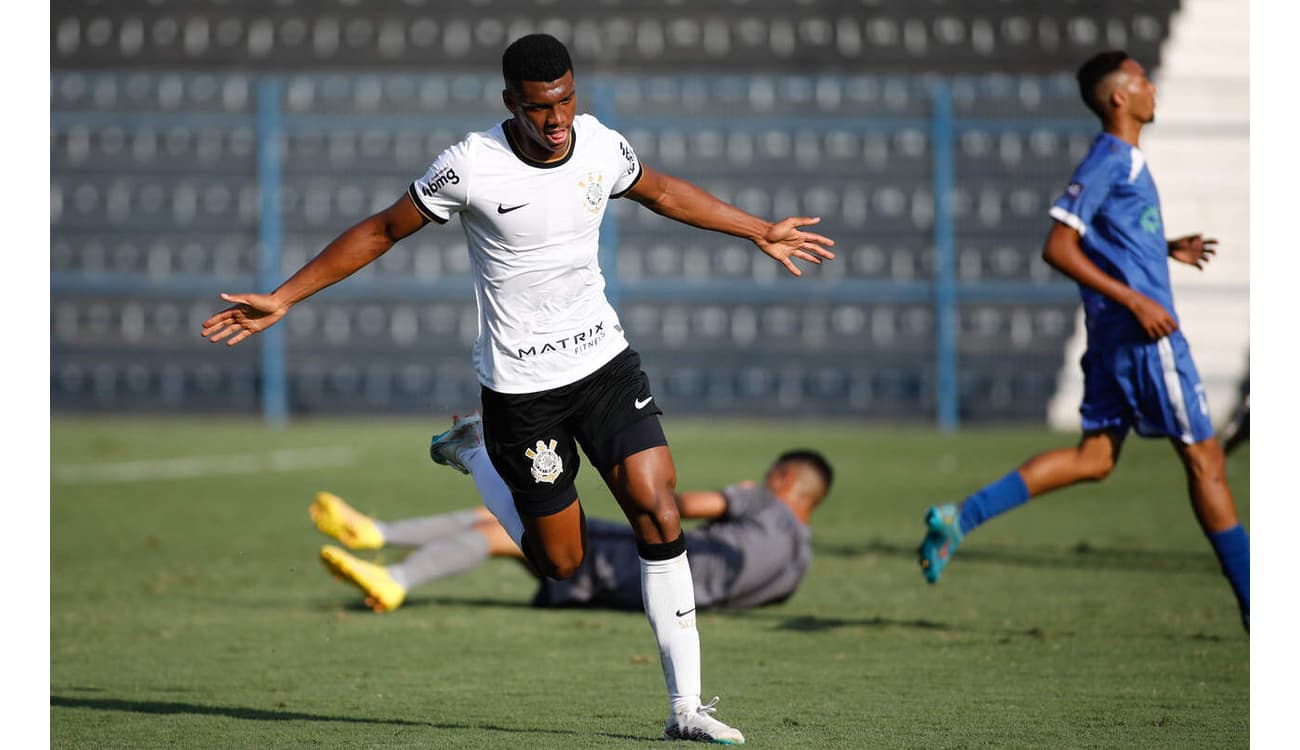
[
  {"xmin": 776, "ymin": 449, "xmax": 834, "ymax": 491},
  {"xmin": 1076, "ymin": 50, "xmax": 1130, "ymax": 118},
  {"xmin": 502, "ymin": 33, "xmax": 573, "ymax": 92}
]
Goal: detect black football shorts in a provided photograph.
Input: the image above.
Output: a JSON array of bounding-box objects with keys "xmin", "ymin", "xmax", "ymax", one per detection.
[{"xmin": 480, "ymin": 347, "xmax": 667, "ymax": 517}]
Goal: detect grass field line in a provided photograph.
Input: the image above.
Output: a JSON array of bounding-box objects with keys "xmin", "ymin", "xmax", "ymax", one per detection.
[{"xmin": 52, "ymin": 446, "xmax": 357, "ymax": 484}]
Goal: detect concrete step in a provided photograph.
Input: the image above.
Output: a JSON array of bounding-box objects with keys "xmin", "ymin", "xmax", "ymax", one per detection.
[{"xmin": 1148, "ymin": 80, "xmax": 1249, "ymax": 119}]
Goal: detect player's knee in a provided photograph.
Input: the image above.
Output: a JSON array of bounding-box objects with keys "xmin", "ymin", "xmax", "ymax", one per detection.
[
  {"xmin": 647, "ymin": 492, "xmax": 682, "ymax": 540},
  {"xmin": 1182, "ymin": 442, "xmax": 1227, "ymax": 485},
  {"xmin": 1077, "ymin": 443, "xmax": 1117, "ymax": 482},
  {"xmin": 537, "ymin": 548, "xmax": 585, "ymax": 580},
  {"xmin": 521, "ymin": 532, "xmax": 586, "ymax": 580},
  {"xmin": 622, "ymin": 483, "xmax": 681, "ymax": 542},
  {"xmin": 1085, "ymin": 455, "xmax": 1116, "ymax": 482}
]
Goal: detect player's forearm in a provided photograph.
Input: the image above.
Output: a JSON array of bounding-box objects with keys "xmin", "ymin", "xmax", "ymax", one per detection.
[
  {"xmin": 641, "ymin": 178, "xmax": 771, "ymax": 243},
  {"xmin": 675, "ymin": 490, "xmax": 728, "ymax": 520},
  {"xmin": 270, "ymin": 220, "xmax": 396, "ymax": 308},
  {"xmin": 1043, "ymin": 226, "xmax": 1144, "ymax": 311}
]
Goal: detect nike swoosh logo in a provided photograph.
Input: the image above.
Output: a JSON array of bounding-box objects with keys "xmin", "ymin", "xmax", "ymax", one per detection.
[
  {"xmin": 635, "ymin": 396, "xmax": 653, "ymax": 409},
  {"xmin": 675, "ymin": 607, "xmax": 695, "ymax": 618},
  {"xmin": 497, "ymin": 203, "xmax": 528, "ymax": 214}
]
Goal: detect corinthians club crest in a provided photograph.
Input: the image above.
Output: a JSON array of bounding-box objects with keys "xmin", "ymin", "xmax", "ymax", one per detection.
[
  {"xmin": 578, "ymin": 172, "xmax": 605, "ymax": 214},
  {"xmin": 526, "ymin": 439, "xmax": 563, "ymax": 484}
]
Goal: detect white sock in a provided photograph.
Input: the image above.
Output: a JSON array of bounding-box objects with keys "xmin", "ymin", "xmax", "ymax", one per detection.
[
  {"xmin": 641, "ymin": 550, "xmax": 702, "ymax": 714},
  {"xmin": 463, "ymin": 445, "xmax": 525, "ymax": 549}
]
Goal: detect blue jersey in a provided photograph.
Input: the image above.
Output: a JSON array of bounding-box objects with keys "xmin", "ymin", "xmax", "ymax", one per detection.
[
  {"xmin": 1049, "ymin": 132, "xmax": 1175, "ymax": 347},
  {"xmin": 1050, "ymin": 133, "xmax": 1214, "ymax": 444}
]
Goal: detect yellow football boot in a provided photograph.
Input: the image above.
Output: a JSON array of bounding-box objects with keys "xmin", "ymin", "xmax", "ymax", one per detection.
[
  {"xmin": 319, "ymin": 545, "xmax": 407, "ymax": 613},
  {"xmin": 309, "ymin": 491, "xmax": 384, "ymax": 550}
]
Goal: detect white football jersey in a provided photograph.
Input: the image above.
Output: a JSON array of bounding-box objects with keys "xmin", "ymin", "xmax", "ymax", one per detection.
[{"xmin": 408, "ymin": 114, "xmax": 643, "ymax": 394}]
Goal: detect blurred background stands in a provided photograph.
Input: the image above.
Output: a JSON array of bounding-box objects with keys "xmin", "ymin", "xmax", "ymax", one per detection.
[{"xmin": 51, "ymin": 0, "xmax": 1196, "ymax": 426}]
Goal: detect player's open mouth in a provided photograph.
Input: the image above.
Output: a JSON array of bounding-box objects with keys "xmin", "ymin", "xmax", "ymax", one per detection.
[{"xmin": 545, "ymin": 130, "xmax": 568, "ymax": 148}]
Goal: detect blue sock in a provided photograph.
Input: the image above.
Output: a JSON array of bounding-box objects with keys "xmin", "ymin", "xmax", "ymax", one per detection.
[
  {"xmin": 1208, "ymin": 525, "xmax": 1249, "ymax": 615},
  {"xmin": 957, "ymin": 471, "xmax": 1031, "ymax": 536}
]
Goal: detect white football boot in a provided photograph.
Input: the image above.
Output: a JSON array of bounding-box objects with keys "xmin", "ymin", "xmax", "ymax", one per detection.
[
  {"xmin": 428, "ymin": 413, "xmax": 483, "ymax": 475},
  {"xmin": 664, "ymin": 697, "xmax": 745, "ymax": 744}
]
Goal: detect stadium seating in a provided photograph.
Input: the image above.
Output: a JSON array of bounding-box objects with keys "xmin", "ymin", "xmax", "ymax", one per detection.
[
  {"xmin": 50, "ymin": 2, "xmax": 1179, "ymax": 421},
  {"xmin": 51, "ymin": 0, "xmax": 1180, "ymax": 74}
]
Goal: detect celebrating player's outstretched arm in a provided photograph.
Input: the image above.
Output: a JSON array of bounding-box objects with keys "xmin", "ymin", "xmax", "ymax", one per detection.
[
  {"xmin": 201, "ymin": 195, "xmax": 429, "ymax": 346},
  {"xmin": 625, "ymin": 164, "xmax": 835, "ymax": 277}
]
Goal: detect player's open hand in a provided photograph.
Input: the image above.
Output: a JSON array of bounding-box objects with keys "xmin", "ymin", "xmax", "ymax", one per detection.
[
  {"xmin": 1168, "ymin": 234, "xmax": 1218, "ymax": 270},
  {"xmin": 756, "ymin": 216, "xmax": 836, "ymax": 277},
  {"xmin": 201, "ymin": 292, "xmax": 288, "ymax": 346}
]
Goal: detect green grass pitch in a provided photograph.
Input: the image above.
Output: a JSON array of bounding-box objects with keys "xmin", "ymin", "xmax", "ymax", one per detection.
[{"xmin": 50, "ymin": 417, "xmax": 1249, "ymax": 748}]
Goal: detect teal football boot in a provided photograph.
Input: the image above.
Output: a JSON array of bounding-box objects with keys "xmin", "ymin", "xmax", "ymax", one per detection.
[{"xmin": 918, "ymin": 503, "xmax": 964, "ymax": 583}]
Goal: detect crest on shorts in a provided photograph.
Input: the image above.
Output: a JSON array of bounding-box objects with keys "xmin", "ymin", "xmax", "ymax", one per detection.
[
  {"xmin": 578, "ymin": 172, "xmax": 605, "ymax": 214},
  {"xmin": 525, "ymin": 439, "xmax": 563, "ymax": 484}
]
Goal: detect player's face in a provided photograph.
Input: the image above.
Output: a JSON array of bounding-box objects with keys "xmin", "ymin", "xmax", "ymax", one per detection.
[
  {"xmin": 504, "ymin": 70, "xmax": 577, "ymax": 161},
  {"xmin": 1117, "ymin": 59, "xmax": 1157, "ymax": 123}
]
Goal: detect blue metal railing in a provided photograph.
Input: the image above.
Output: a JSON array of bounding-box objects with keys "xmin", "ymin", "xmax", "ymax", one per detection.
[
  {"xmin": 255, "ymin": 78, "xmax": 288, "ymax": 428},
  {"xmin": 929, "ymin": 82, "xmax": 959, "ymax": 434}
]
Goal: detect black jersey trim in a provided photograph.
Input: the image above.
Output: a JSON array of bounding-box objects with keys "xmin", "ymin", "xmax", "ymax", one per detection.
[
  {"xmin": 502, "ymin": 119, "xmax": 577, "ymax": 169},
  {"xmin": 610, "ymin": 164, "xmax": 644, "ymax": 199},
  {"xmin": 406, "ymin": 185, "xmax": 448, "ymax": 224}
]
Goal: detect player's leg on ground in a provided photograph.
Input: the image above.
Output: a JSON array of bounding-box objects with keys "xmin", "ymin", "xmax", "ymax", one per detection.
[
  {"xmin": 472, "ymin": 512, "xmax": 529, "ymax": 559},
  {"xmin": 920, "ymin": 430, "xmax": 1122, "ymax": 583},
  {"xmin": 349, "ymin": 512, "xmax": 532, "ymax": 609},
  {"xmin": 385, "ymin": 531, "xmax": 492, "ymax": 592},
  {"xmin": 1172, "ymin": 436, "xmax": 1249, "ymax": 627},
  {"xmin": 374, "ymin": 508, "xmax": 485, "ymax": 547}
]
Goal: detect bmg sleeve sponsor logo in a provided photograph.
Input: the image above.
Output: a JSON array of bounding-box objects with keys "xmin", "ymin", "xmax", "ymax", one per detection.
[{"xmin": 418, "ymin": 167, "xmax": 460, "ymax": 197}]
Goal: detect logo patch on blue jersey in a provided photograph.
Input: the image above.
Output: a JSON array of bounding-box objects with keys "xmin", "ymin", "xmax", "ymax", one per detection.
[
  {"xmin": 1140, "ymin": 205, "xmax": 1161, "ymax": 233},
  {"xmin": 1066, "ymin": 182, "xmax": 1083, "ymax": 197}
]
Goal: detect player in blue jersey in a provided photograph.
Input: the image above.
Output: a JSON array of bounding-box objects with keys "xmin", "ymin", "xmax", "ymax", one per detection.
[{"xmin": 916, "ymin": 51, "xmax": 1249, "ymax": 631}]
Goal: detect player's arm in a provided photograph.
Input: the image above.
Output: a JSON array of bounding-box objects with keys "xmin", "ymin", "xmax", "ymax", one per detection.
[
  {"xmin": 1042, "ymin": 221, "xmax": 1177, "ymax": 339},
  {"xmin": 1167, "ymin": 234, "xmax": 1218, "ymax": 269},
  {"xmin": 675, "ymin": 490, "xmax": 728, "ymax": 521},
  {"xmin": 201, "ymin": 195, "xmax": 429, "ymax": 346},
  {"xmin": 623, "ymin": 164, "xmax": 835, "ymax": 277}
]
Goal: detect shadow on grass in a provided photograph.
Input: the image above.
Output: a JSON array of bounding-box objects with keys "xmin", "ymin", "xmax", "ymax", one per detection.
[
  {"xmin": 772, "ymin": 614, "xmax": 954, "ymax": 633},
  {"xmin": 307, "ymin": 596, "xmax": 534, "ymax": 615},
  {"xmin": 817, "ymin": 537, "xmax": 1218, "ymax": 574},
  {"xmin": 50, "ymin": 696, "xmax": 656, "ymax": 742}
]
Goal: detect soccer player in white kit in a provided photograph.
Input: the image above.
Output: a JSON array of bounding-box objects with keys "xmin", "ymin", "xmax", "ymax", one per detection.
[{"xmin": 202, "ymin": 34, "xmax": 835, "ymax": 744}]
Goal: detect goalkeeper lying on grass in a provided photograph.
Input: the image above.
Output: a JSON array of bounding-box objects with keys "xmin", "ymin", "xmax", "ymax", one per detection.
[{"xmin": 313, "ymin": 415, "xmax": 832, "ymax": 615}]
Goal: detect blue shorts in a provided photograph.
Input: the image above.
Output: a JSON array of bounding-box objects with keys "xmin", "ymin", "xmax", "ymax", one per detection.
[{"xmin": 1078, "ymin": 331, "xmax": 1215, "ymax": 445}]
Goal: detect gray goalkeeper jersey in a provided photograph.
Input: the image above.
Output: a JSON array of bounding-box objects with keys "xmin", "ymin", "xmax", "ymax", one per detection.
[{"xmin": 533, "ymin": 481, "xmax": 813, "ymax": 611}]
